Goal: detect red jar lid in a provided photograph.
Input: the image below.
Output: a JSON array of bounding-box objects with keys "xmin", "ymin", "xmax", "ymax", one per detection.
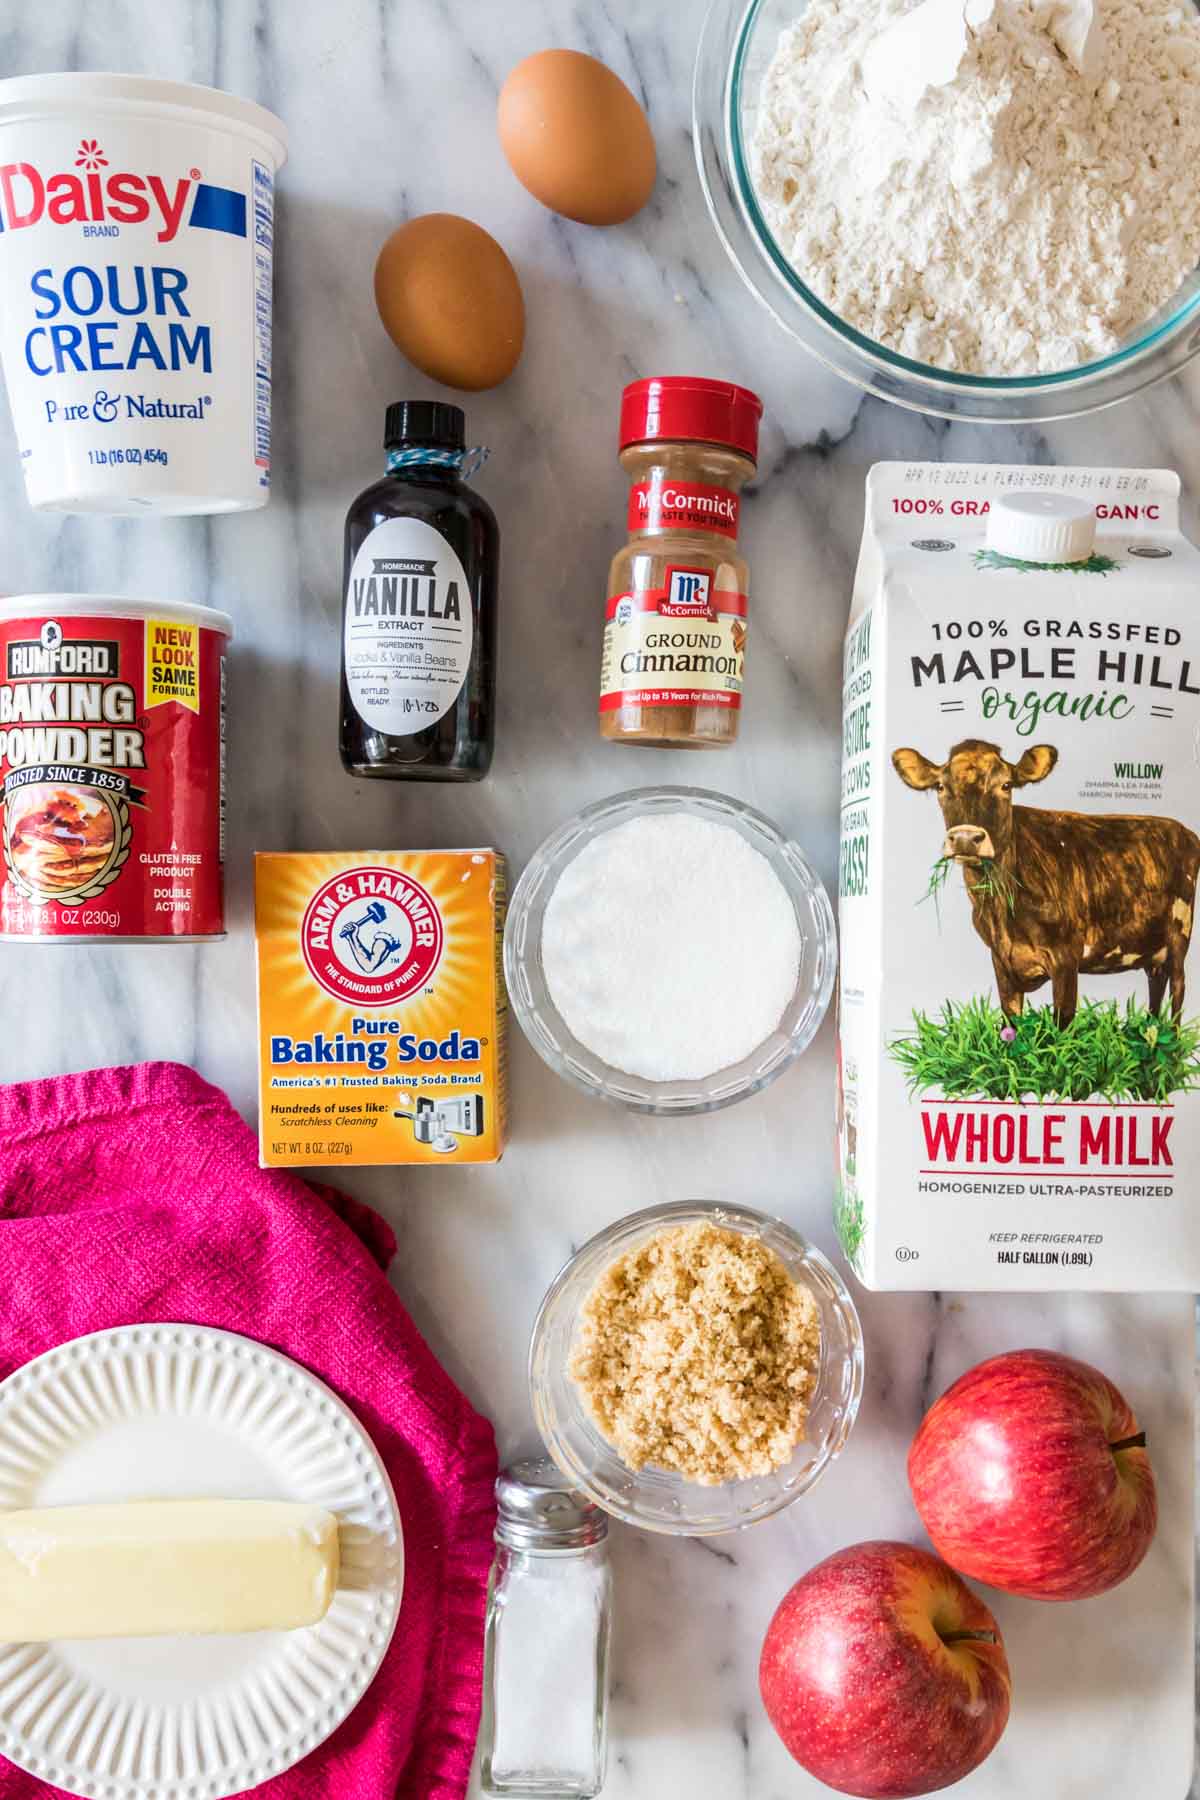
[{"xmin": 619, "ymin": 376, "xmax": 763, "ymax": 463}]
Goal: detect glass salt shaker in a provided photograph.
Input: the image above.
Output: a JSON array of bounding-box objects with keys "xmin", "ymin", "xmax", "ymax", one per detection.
[{"xmin": 479, "ymin": 1458, "xmax": 612, "ymax": 1797}]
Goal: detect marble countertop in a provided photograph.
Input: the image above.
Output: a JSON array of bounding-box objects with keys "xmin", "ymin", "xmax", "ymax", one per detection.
[{"xmin": 1, "ymin": 2, "xmax": 1197, "ymax": 1797}]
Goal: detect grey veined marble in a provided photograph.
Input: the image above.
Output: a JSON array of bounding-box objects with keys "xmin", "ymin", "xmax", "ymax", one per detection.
[{"xmin": 0, "ymin": 2, "xmax": 1195, "ymax": 1796}]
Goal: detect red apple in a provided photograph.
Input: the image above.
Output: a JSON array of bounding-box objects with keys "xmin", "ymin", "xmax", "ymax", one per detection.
[
  {"xmin": 908, "ymin": 1348, "xmax": 1157, "ymax": 1602},
  {"xmin": 759, "ymin": 1540, "xmax": 1011, "ymax": 1799}
]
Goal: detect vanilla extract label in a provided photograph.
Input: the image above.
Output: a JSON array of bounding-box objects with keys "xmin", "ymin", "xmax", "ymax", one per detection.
[
  {"xmin": 343, "ymin": 516, "xmax": 473, "ymax": 735},
  {"xmin": 837, "ymin": 463, "xmax": 1200, "ymax": 1293},
  {"xmin": 352, "ymin": 557, "xmax": 462, "ymax": 621}
]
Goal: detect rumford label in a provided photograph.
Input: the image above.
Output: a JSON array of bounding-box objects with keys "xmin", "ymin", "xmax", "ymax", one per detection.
[
  {"xmin": 255, "ymin": 849, "xmax": 508, "ymax": 1168},
  {"xmin": 600, "ymin": 572, "xmax": 747, "ymax": 713},
  {"xmin": 0, "ymin": 603, "xmax": 226, "ymax": 940},
  {"xmin": 837, "ymin": 465, "xmax": 1200, "ymax": 1292}
]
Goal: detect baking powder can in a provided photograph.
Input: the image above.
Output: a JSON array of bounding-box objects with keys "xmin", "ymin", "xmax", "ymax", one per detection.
[{"xmin": 0, "ymin": 594, "xmax": 230, "ymax": 941}]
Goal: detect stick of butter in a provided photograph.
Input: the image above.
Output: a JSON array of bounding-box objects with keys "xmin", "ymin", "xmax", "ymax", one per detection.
[{"xmin": 0, "ymin": 1500, "xmax": 340, "ymax": 1641}]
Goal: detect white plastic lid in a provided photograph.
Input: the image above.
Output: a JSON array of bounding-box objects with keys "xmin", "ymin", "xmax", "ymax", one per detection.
[
  {"xmin": 987, "ymin": 493, "xmax": 1097, "ymax": 565},
  {"xmin": 0, "ymin": 73, "xmax": 287, "ymax": 165}
]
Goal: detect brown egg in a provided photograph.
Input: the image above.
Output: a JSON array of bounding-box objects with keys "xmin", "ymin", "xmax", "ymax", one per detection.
[
  {"xmin": 498, "ymin": 50, "xmax": 656, "ymax": 227},
  {"xmin": 374, "ymin": 214, "xmax": 525, "ymax": 391}
]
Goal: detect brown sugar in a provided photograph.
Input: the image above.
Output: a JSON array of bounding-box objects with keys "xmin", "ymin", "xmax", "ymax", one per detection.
[{"xmin": 569, "ymin": 1222, "xmax": 822, "ymax": 1485}]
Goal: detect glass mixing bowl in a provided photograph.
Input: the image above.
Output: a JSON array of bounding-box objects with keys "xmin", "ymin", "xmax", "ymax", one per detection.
[
  {"xmin": 503, "ymin": 786, "xmax": 836, "ymax": 1116},
  {"xmin": 530, "ymin": 1200, "xmax": 865, "ymax": 1536},
  {"xmin": 694, "ymin": 0, "xmax": 1200, "ymax": 422}
]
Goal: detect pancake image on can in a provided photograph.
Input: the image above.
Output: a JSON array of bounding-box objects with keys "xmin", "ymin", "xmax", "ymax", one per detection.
[{"xmin": 5, "ymin": 783, "xmax": 122, "ymax": 900}]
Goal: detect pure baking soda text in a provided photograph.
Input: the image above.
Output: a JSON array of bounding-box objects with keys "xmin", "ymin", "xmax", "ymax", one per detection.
[{"xmin": 255, "ymin": 849, "xmax": 508, "ymax": 1166}]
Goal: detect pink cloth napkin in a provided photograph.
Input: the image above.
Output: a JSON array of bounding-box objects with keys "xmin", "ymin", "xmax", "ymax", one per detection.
[{"xmin": 0, "ymin": 1060, "xmax": 498, "ymax": 1800}]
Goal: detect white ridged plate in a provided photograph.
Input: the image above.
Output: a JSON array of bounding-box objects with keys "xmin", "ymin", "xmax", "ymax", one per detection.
[{"xmin": 0, "ymin": 1324, "xmax": 404, "ymax": 1800}]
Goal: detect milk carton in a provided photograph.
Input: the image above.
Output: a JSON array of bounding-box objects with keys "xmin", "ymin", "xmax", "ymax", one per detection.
[{"xmin": 837, "ymin": 464, "xmax": 1200, "ymax": 1291}]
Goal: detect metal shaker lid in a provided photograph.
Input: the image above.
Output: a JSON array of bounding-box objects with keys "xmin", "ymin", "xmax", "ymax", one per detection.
[{"xmin": 495, "ymin": 1458, "xmax": 609, "ymax": 1550}]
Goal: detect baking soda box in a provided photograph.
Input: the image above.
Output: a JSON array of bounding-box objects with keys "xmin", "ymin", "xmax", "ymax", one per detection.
[
  {"xmin": 255, "ymin": 849, "xmax": 508, "ymax": 1166},
  {"xmin": 837, "ymin": 464, "xmax": 1200, "ymax": 1290}
]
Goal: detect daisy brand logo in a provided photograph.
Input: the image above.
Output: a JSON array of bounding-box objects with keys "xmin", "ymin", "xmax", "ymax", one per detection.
[
  {"xmin": 0, "ymin": 135, "xmax": 249, "ymax": 243},
  {"xmin": 75, "ymin": 139, "xmax": 108, "ymax": 172},
  {"xmin": 301, "ymin": 866, "xmax": 444, "ymax": 1007}
]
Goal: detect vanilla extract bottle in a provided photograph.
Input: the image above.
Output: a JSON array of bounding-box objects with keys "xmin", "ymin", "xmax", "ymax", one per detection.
[{"xmin": 339, "ymin": 401, "xmax": 499, "ymax": 781}]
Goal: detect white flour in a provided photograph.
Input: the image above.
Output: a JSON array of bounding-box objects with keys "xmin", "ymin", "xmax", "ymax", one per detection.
[{"xmin": 752, "ymin": 0, "xmax": 1200, "ymax": 374}]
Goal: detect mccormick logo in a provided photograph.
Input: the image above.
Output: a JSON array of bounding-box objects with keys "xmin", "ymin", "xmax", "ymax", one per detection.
[
  {"xmin": 635, "ymin": 485, "xmax": 737, "ymax": 526},
  {"xmin": 659, "ymin": 567, "xmax": 714, "ymax": 618},
  {"xmin": 0, "ymin": 138, "xmax": 248, "ymax": 243},
  {"xmin": 301, "ymin": 866, "xmax": 444, "ymax": 1007}
]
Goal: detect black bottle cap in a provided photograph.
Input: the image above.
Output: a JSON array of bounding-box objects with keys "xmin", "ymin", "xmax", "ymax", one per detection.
[{"xmin": 384, "ymin": 401, "xmax": 465, "ymax": 452}]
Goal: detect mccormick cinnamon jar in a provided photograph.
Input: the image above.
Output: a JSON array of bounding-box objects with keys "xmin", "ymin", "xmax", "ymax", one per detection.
[
  {"xmin": 0, "ymin": 595, "xmax": 229, "ymax": 941},
  {"xmin": 599, "ymin": 376, "xmax": 762, "ymax": 749}
]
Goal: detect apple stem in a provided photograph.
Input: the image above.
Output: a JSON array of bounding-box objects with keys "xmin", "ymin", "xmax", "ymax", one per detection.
[
  {"xmin": 1110, "ymin": 1431, "xmax": 1147, "ymax": 1454},
  {"xmin": 941, "ymin": 1630, "xmax": 998, "ymax": 1646}
]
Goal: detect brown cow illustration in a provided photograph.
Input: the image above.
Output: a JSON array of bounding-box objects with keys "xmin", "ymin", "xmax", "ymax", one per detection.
[{"xmin": 893, "ymin": 739, "xmax": 1199, "ymax": 1027}]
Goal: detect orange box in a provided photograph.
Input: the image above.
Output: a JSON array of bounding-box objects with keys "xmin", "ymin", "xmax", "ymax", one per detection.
[{"xmin": 255, "ymin": 849, "xmax": 508, "ymax": 1167}]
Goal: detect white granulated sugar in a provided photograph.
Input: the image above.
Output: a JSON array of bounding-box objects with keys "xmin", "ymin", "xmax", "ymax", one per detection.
[
  {"xmin": 541, "ymin": 814, "xmax": 801, "ymax": 1083},
  {"xmin": 751, "ymin": 0, "xmax": 1200, "ymax": 375}
]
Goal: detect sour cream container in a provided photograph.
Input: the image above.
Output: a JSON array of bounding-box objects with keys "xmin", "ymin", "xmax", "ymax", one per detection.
[
  {"xmin": 0, "ymin": 73, "xmax": 287, "ymax": 514},
  {"xmin": 0, "ymin": 595, "xmax": 231, "ymax": 941}
]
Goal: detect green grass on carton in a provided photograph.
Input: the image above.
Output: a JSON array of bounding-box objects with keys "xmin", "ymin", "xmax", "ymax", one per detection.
[
  {"xmin": 922, "ymin": 856, "xmax": 955, "ymax": 909},
  {"xmin": 973, "ymin": 548, "xmax": 1120, "ymax": 576},
  {"xmin": 890, "ymin": 994, "xmax": 1200, "ymax": 1104},
  {"xmin": 922, "ymin": 856, "xmax": 1020, "ymax": 917},
  {"xmin": 834, "ymin": 1180, "xmax": 866, "ymax": 1272}
]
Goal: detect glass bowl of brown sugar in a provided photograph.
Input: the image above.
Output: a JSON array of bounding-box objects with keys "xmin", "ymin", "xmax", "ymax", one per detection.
[{"xmin": 529, "ymin": 1200, "xmax": 865, "ymax": 1537}]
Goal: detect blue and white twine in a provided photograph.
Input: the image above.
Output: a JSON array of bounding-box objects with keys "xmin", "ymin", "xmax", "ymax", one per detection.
[{"xmin": 386, "ymin": 445, "xmax": 490, "ymax": 479}]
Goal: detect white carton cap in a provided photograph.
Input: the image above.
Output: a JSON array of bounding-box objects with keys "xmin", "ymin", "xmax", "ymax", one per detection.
[{"xmin": 987, "ymin": 492, "xmax": 1097, "ymax": 564}]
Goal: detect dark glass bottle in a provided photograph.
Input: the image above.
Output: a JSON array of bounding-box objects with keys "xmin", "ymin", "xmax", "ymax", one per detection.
[{"xmin": 340, "ymin": 401, "xmax": 499, "ymax": 782}]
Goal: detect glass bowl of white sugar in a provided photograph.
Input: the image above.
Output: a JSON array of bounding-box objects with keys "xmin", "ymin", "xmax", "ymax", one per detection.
[
  {"xmin": 694, "ymin": 0, "xmax": 1200, "ymax": 421},
  {"xmin": 503, "ymin": 786, "xmax": 836, "ymax": 1114}
]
